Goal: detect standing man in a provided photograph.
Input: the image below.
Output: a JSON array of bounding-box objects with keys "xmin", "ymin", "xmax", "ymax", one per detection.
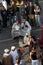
[
  {"xmin": 19, "ymin": 0, "xmax": 26, "ymax": 21},
  {"xmin": 34, "ymin": 2, "xmax": 41, "ymax": 27},
  {"xmin": 1, "ymin": 0, "xmax": 8, "ymax": 27},
  {"xmin": 10, "ymin": 46, "xmax": 18, "ymax": 65}
]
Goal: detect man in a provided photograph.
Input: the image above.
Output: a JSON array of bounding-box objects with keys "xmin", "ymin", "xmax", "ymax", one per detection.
[
  {"xmin": 19, "ymin": 0, "xmax": 26, "ymax": 21},
  {"xmin": 11, "ymin": 20, "xmax": 20, "ymax": 38},
  {"xmin": 1, "ymin": 1, "xmax": 7, "ymax": 27},
  {"xmin": 21, "ymin": 19, "xmax": 32, "ymax": 36},
  {"xmin": 2, "ymin": 0, "xmax": 7, "ymax": 11},
  {"xmin": 10, "ymin": 46, "xmax": 18, "ymax": 65},
  {"xmin": 34, "ymin": 2, "xmax": 41, "ymax": 27},
  {"xmin": 2, "ymin": 49, "xmax": 13, "ymax": 65}
]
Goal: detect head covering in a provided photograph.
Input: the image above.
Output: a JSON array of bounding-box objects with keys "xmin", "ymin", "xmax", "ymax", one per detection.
[
  {"xmin": 11, "ymin": 46, "xmax": 16, "ymax": 51},
  {"xmin": 4, "ymin": 49, "xmax": 9, "ymax": 53}
]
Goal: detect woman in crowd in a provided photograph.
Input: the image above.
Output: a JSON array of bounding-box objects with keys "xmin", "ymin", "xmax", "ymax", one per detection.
[{"xmin": 29, "ymin": 47, "xmax": 39, "ymax": 65}]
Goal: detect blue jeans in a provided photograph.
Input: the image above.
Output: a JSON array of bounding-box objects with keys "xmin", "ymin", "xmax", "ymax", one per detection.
[
  {"xmin": 32, "ymin": 59, "xmax": 39, "ymax": 65},
  {"xmin": 35, "ymin": 15, "xmax": 41, "ymax": 27},
  {"xmin": 9, "ymin": 15, "xmax": 14, "ymax": 26}
]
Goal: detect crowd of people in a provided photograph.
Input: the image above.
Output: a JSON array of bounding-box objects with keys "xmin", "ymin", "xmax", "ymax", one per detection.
[
  {"xmin": 0, "ymin": 0, "xmax": 41, "ymax": 28},
  {"xmin": 0, "ymin": 38, "xmax": 43, "ymax": 65},
  {"xmin": 0, "ymin": 0, "xmax": 41, "ymax": 37},
  {"xmin": 11, "ymin": 19, "xmax": 32, "ymax": 38},
  {"xmin": 0, "ymin": 46, "xmax": 26, "ymax": 65},
  {"xmin": 0, "ymin": 0, "xmax": 42, "ymax": 39},
  {"xmin": 0, "ymin": 0, "xmax": 43, "ymax": 65}
]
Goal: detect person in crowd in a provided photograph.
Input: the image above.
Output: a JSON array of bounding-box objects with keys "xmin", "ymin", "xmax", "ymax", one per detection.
[
  {"xmin": 19, "ymin": 0, "xmax": 26, "ymax": 21},
  {"xmin": 2, "ymin": 0, "xmax": 7, "ymax": 11},
  {"xmin": 1, "ymin": 0, "xmax": 8, "ymax": 28},
  {"xmin": 15, "ymin": 56, "xmax": 20, "ymax": 65},
  {"xmin": 35, "ymin": 47, "xmax": 42, "ymax": 59},
  {"xmin": 2, "ymin": 48, "xmax": 13, "ymax": 65},
  {"xmin": 8, "ymin": 0, "xmax": 17, "ymax": 26},
  {"xmin": 11, "ymin": 20, "xmax": 20, "ymax": 39},
  {"xmin": 29, "ymin": 47, "xmax": 39, "ymax": 65},
  {"xmin": 21, "ymin": 19, "xmax": 32, "ymax": 36},
  {"xmin": 23, "ymin": 33, "xmax": 31, "ymax": 55},
  {"xmin": 34, "ymin": 2, "xmax": 41, "ymax": 27},
  {"xmin": 17, "ymin": 47, "xmax": 22, "ymax": 60},
  {"xmin": 10, "ymin": 46, "xmax": 18, "ymax": 65},
  {"xmin": 24, "ymin": 33, "xmax": 36, "ymax": 52},
  {"xmin": 16, "ymin": 0, "xmax": 20, "ymax": 12},
  {"xmin": 24, "ymin": 1, "xmax": 30, "ymax": 21},
  {"xmin": 15, "ymin": 56, "xmax": 26, "ymax": 65},
  {"xmin": 26, "ymin": 1, "xmax": 35, "ymax": 26},
  {"xmin": 16, "ymin": 0, "xmax": 21, "ymax": 22},
  {"xmin": 24, "ymin": 33, "xmax": 31, "ymax": 46}
]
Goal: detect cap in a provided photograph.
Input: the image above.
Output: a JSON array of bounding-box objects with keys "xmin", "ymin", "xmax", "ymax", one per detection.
[
  {"xmin": 4, "ymin": 49, "xmax": 9, "ymax": 53},
  {"xmin": 11, "ymin": 46, "xmax": 16, "ymax": 51}
]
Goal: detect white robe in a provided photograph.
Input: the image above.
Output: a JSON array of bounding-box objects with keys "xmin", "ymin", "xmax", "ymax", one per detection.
[
  {"xmin": 11, "ymin": 23, "xmax": 20, "ymax": 38},
  {"xmin": 21, "ymin": 21, "xmax": 32, "ymax": 36},
  {"xmin": 10, "ymin": 50, "xmax": 18, "ymax": 65}
]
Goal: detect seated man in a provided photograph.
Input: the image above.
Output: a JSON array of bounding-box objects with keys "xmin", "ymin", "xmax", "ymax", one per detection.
[
  {"xmin": 21, "ymin": 19, "xmax": 32, "ymax": 36},
  {"xmin": 11, "ymin": 20, "xmax": 20, "ymax": 38}
]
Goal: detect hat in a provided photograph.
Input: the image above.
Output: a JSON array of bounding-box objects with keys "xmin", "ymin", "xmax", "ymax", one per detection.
[
  {"xmin": 4, "ymin": 49, "xmax": 9, "ymax": 53},
  {"xmin": 11, "ymin": 46, "xmax": 16, "ymax": 51}
]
